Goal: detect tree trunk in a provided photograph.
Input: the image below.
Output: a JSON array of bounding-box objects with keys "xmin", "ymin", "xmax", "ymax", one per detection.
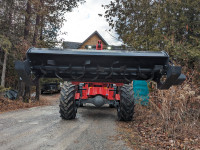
[
  {"xmin": 1, "ymin": 52, "xmax": 8, "ymax": 87},
  {"xmin": 39, "ymin": 15, "xmax": 44, "ymax": 41},
  {"xmin": 24, "ymin": 0, "xmax": 32, "ymax": 40},
  {"xmin": 39, "ymin": 0, "xmax": 44, "ymax": 41},
  {"xmin": 23, "ymin": 0, "xmax": 32, "ymax": 101},
  {"xmin": 33, "ymin": 14, "xmax": 40, "ymax": 46}
]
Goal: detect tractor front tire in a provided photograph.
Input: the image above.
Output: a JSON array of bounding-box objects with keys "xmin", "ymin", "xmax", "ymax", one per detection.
[
  {"xmin": 59, "ymin": 82, "xmax": 77, "ymax": 120},
  {"xmin": 117, "ymin": 84, "xmax": 135, "ymax": 121}
]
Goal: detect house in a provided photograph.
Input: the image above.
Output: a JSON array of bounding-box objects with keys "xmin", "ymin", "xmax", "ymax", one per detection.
[
  {"xmin": 63, "ymin": 30, "xmax": 124, "ymax": 50},
  {"xmin": 63, "ymin": 31, "xmax": 109, "ymax": 49}
]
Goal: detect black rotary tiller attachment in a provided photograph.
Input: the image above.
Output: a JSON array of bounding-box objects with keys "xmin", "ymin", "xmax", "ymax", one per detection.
[{"xmin": 15, "ymin": 48, "xmax": 185, "ymax": 89}]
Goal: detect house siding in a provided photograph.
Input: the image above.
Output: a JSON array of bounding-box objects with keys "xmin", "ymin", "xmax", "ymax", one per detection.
[{"xmin": 79, "ymin": 34, "xmax": 107, "ymax": 49}]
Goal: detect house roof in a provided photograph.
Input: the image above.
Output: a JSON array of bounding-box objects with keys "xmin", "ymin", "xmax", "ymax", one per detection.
[{"xmin": 63, "ymin": 41, "xmax": 81, "ymax": 49}]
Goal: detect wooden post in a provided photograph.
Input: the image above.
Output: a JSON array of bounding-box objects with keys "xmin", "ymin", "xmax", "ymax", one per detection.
[
  {"xmin": 23, "ymin": 85, "xmax": 30, "ymax": 103},
  {"xmin": 17, "ymin": 78, "xmax": 23, "ymax": 98},
  {"xmin": 35, "ymin": 78, "xmax": 40, "ymax": 101}
]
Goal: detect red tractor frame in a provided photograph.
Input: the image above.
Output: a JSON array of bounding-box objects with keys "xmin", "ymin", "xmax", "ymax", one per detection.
[{"xmin": 72, "ymin": 82, "xmax": 123, "ymax": 107}]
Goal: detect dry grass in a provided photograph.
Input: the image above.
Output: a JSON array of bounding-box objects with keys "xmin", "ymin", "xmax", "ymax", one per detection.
[
  {"xmin": 0, "ymin": 93, "xmax": 59, "ymax": 113},
  {"xmin": 117, "ymin": 72, "xmax": 200, "ymax": 149}
]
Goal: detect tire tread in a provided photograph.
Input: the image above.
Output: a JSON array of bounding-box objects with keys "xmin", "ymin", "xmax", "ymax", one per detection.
[
  {"xmin": 59, "ymin": 82, "xmax": 77, "ymax": 120},
  {"xmin": 118, "ymin": 84, "xmax": 135, "ymax": 121}
]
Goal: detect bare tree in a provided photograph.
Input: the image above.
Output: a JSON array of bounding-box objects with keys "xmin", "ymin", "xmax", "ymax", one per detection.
[{"xmin": 0, "ymin": 35, "xmax": 11, "ymax": 87}]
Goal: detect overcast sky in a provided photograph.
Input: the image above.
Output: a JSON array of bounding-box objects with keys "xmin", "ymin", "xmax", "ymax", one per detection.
[{"xmin": 59, "ymin": 0, "xmax": 122, "ymax": 46}]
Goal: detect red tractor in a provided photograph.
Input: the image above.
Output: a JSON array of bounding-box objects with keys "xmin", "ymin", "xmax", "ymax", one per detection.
[
  {"xmin": 59, "ymin": 41, "xmax": 135, "ymax": 121},
  {"xmin": 15, "ymin": 41, "xmax": 186, "ymax": 121}
]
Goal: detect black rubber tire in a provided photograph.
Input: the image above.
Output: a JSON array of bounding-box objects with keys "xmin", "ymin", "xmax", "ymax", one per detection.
[
  {"xmin": 80, "ymin": 103, "xmax": 84, "ymax": 107},
  {"xmin": 117, "ymin": 84, "xmax": 135, "ymax": 121},
  {"xmin": 109, "ymin": 104, "xmax": 115, "ymax": 108},
  {"xmin": 59, "ymin": 82, "xmax": 77, "ymax": 120}
]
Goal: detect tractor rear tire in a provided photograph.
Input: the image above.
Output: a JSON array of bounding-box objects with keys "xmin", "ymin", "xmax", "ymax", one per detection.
[
  {"xmin": 80, "ymin": 102, "xmax": 84, "ymax": 107},
  {"xmin": 117, "ymin": 84, "xmax": 135, "ymax": 121},
  {"xmin": 59, "ymin": 82, "xmax": 77, "ymax": 120},
  {"xmin": 109, "ymin": 104, "xmax": 115, "ymax": 108}
]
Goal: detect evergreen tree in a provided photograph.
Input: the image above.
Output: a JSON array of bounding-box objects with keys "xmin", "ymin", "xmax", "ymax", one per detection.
[{"xmin": 104, "ymin": 0, "xmax": 200, "ymax": 66}]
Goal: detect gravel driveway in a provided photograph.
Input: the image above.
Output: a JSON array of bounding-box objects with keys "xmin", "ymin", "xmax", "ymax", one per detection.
[{"xmin": 0, "ymin": 103, "xmax": 130, "ymax": 150}]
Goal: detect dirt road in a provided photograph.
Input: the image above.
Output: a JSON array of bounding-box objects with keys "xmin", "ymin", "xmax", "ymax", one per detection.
[{"xmin": 0, "ymin": 101, "xmax": 130, "ymax": 150}]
